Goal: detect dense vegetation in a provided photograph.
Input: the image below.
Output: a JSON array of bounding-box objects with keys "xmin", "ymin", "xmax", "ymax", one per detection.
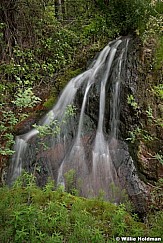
[
  {"xmin": 0, "ymin": 0, "xmax": 163, "ymax": 241},
  {"xmin": 0, "ymin": 173, "xmax": 163, "ymax": 242}
]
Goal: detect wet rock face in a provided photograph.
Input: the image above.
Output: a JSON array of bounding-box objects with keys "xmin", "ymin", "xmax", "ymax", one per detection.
[
  {"xmin": 23, "ymin": 132, "xmax": 95, "ymax": 189},
  {"xmin": 109, "ymin": 138, "xmax": 149, "ymax": 213},
  {"xmin": 119, "ymin": 40, "xmax": 140, "ymax": 138},
  {"xmin": 138, "ymin": 142, "xmax": 158, "ymax": 181},
  {"xmin": 138, "ymin": 142, "xmax": 163, "ymax": 181},
  {"xmin": 14, "ymin": 115, "xmax": 38, "ymax": 135}
]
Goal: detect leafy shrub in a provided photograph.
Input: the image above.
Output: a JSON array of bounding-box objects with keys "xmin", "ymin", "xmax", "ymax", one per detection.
[
  {"xmin": 12, "ymin": 88, "xmax": 41, "ymax": 109},
  {"xmin": 0, "ymin": 103, "xmax": 18, "ymax": 156}
]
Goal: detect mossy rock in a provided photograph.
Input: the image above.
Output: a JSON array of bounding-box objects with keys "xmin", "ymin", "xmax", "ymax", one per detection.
[
  {"xmin": 43, "ymin": 96, "xmax": 57, "ymax": 109},
  {"xmin": 154, "ymin": 35, "xmax": 163, "ymax": 70}
]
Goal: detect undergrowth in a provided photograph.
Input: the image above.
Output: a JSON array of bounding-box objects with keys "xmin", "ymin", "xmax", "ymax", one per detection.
[{"xmin": 0, "ymin": 173, "xmax": 162, "ymax": 242}]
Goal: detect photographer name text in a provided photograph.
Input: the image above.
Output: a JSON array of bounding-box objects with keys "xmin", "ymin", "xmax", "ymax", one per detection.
[{"xmin": 116, "ymin": 236, "xmax": 162, "ymax": 242}]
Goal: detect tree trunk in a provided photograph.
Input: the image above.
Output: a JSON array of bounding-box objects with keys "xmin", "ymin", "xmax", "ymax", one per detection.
[
  {"xmin": 54, "ymin": 0, "xmax": 63, "ymax": 20},
  {"xmin": 0, "ymin": 0, "xmax": 18, "ymax": 57}
]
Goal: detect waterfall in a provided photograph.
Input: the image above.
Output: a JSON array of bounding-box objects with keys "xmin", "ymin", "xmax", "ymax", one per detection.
[{"xmin": 8, "ymin": 37, "xmax": 132, "ymax": 201}]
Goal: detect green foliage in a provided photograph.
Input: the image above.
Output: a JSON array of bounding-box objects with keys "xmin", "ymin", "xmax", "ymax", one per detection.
[
  {"xmin": 43, "ymin": 96, "xmax": 57, "ymax": 109},
  {"xmin": 147, "ymin": 211, "xmax": 163, "ymax": 238},
  {"xmin": 145, "ymin": 104, "xmax": 163, "ymax": 128},
  {"xmin": 153, "ymin": 84, "xmax": 163, "ymax": 100},
  {"xmin": 142, "ymin": 12, "xmax": 163, "ymax": 69},
  {"xmin": 150, "ymin": 178, "xmax": 163, "ymax": 212},
  {"xmin": 127, "ymin": 127, "xmax": 154, "ymax": 143},
  {"xmin": 64, "ymin": 169, "xmax": 79, "ymax": 195},
  {"xmin": 155, "ymin": 35, "xmax": 163, "ymax": 69},
  {"xmin": 146, "ymin": 105, "xmax": 154, "ymax": 120},
  {"xmin": 0, "ymin": 83, "xmax": 40, "ymax": 156},
  {"xmin": 12, "ymin": 88, "xmax": 41, "ymax": 109},
  {"xmin": 0, "ymin": 103, "xmax": 18, "ymax": 156},
  {"xmin": 1, "ymin": 173, "xmax": 162, "ymax": 242},
  {"xmin": 33, "ymin": 119, "xmax": 61, "ymax": 138},
  {"xmin": 127, "ymin": 94, "xmax": 139, "ymax": 110},
  {"xmin": 142, "ymin": 14, "xmax": 163, "ymax": 40},
  {"xmin": 40, "ymin": 25, "xmax": 80, "ymax": 71},
  {"xmin": 154, "ymin": 153, "xmax": 163, "ymax": 165},
  {"xmin": 127, "ymin": 90, "xmax": 162, "ymax": 145},
  {"xmin": 83, "ymin": 14, "xmax": 119, "ymax": 40},
  {"xmin": 1, "ymin": 47, "xmax": 43, "ymax": 86}
]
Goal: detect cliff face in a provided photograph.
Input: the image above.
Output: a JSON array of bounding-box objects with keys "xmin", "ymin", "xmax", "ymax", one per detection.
[
  {"xmin": 119, "ymin": 37, "xmax": 163, "ymax": 212},
  {"xmin": 126, "ymin": 37, "xmax": 163, "ymax": 184}
]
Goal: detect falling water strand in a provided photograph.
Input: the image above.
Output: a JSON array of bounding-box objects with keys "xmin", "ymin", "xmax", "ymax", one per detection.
[
  {"xmin": 57, "ymin": 82, "xmax": 91, "ymax": 187},
  {"xmin": 76, "ymin": 45, "xmax": 112, "ymax": 143},
  {"xmin": 76, "ymin": 83, "xmax": 91, "ymax": 144},
  {"xmin": 56, "ymin": 81, "xmax": 92, "ymax": 187},
  {"xmin": 7, "ymin": 138, "xmax": 27, "ymax": 185},
  {"xmin": 97, "ymin": 40, "xmax": 122, "ymax": 135},
  {"xmin": 110, "ymin": 50, "xmax": 124, "ymax": 138},
  {"xmin": 110, "ymin": 39, "xmax": 130, "ymax": 138},
  {"xmin": 57, "ymin": 162, "xmax": 65, "ymax": 187}
]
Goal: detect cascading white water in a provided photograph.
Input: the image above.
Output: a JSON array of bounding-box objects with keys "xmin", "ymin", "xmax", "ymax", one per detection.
[
  {"xmin": 57, "ymin": 43, "xmax": 112, "ymax": 189},
  {"xmin": 8, "ymin": 37, "xmax": 131, "ymax": 201},
  {"xmin": 110, "ymin": 39, "xmax": 129, "ymax": 138},
  {"xmin": 110, "ymin": 51, "xmax": 124, "ymax": 138},
  {"xmin": 8, "ymin": 138, "xmax": 27, "ymax": 184},
  {"xmin": 92, "ymin": 40, "xmax": 122, "ymax": 198}
]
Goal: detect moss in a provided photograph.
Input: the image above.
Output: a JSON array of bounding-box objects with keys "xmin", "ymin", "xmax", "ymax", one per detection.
[
  {"xmin": 65, "ymin": 68, "xmax": 83, "ymax": 82},
  {"xmin": 154, "ymin": 35, "xmax": 163, "ymax": 70},
  {"xmin": 43, "ymin": 68, "xmax": 82, "ymax": 109},
  {"xmin": 57, "ymin": 68, "xmax": 83, "ymax": 90},
  {"xmin": 43, "ymin": 96, "xmax": 57, "ymax": 109}
]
